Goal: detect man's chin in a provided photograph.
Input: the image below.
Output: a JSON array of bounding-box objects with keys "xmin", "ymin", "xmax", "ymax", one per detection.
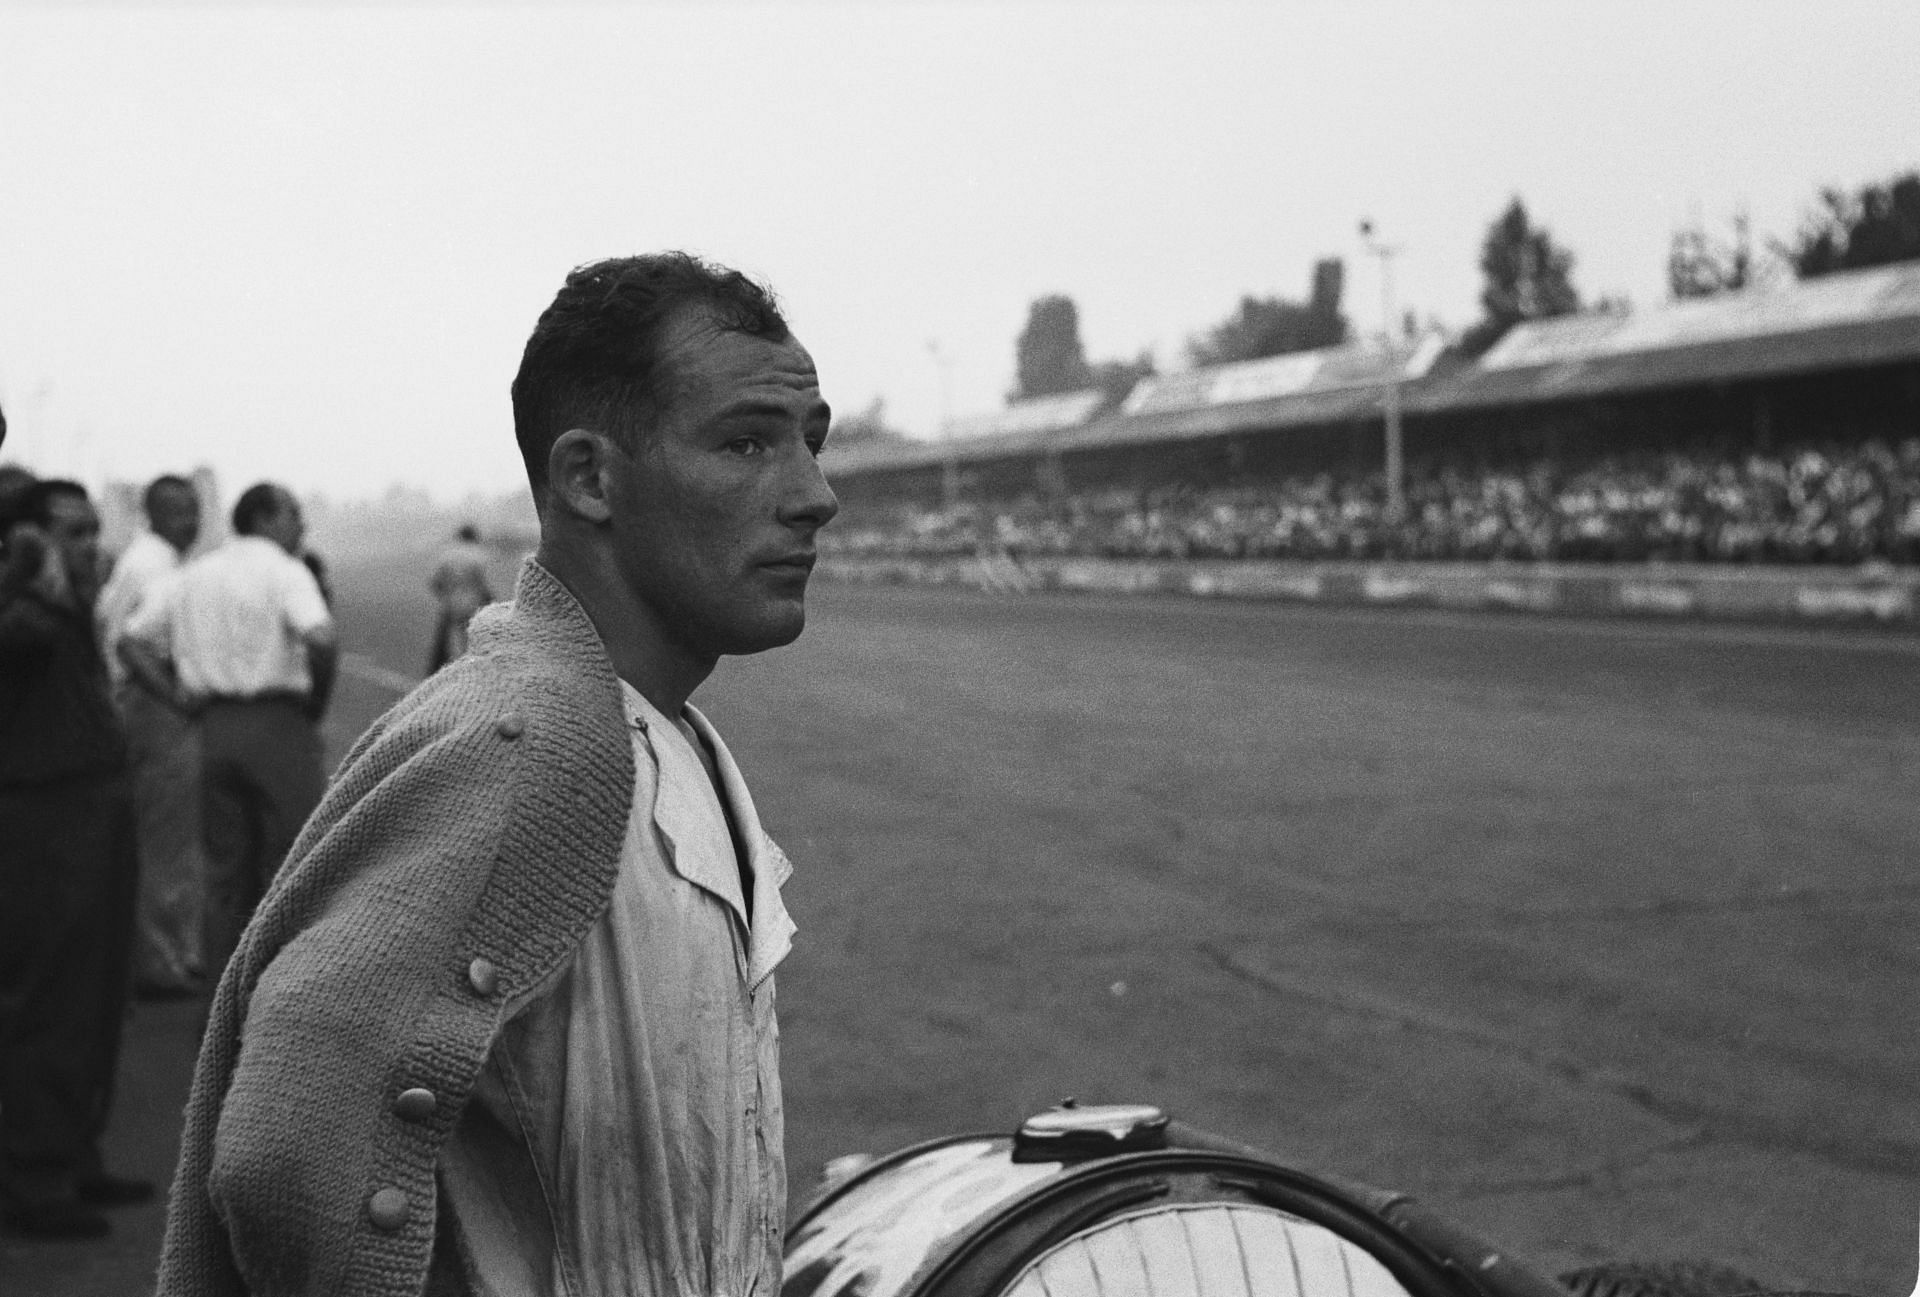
[{"xmin": 718, "ymin": 603, "xmax": 808, "ymax": 656}]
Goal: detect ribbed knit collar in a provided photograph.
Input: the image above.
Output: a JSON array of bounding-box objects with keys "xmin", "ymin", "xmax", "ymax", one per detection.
[{"xmin": 458, "ymin": 557, "xmax": 638, "ymax": 1001}]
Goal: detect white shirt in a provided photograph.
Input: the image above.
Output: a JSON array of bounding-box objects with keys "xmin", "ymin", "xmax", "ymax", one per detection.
[
  {"xmin": 126, "ymin": 536, "xmax": 333, "ymax": 697},
  {"xmin": 430, "ymin": 539, "xmax": 494, "ymax": 619},
  {"xmin": 96, "ymin": 531, "xmax": 185, "ymax": 686},
  {"xmin": 440, "ymin": 684, "xmax": 794, "ymax": 1297}
]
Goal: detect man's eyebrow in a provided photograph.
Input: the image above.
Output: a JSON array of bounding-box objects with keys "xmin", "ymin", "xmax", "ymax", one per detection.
[{"xmin": 708, "ymin": 396, "xmax": 830, "ymax": 422}]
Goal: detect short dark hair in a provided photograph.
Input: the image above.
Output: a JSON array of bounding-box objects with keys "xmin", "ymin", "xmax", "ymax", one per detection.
[
  {"xmin": 510, "ymin": 252, "xmax": 788, "ymax": 493},
  {"xmin": 231, "ymin": 482, "xmax": 285, "ymax": 536},
  {"xmin": 22, "ymin": 478, "xmax": 89, "ymax": 528},
  {"xmin": 143, "ymin": 474, "xmax": 196, "ymax": 516}
]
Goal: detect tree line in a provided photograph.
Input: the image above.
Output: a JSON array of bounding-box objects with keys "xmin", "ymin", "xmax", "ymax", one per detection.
[{"xmin": 834, "ymin": 166, "xmax": 1920, "ymax": 442}]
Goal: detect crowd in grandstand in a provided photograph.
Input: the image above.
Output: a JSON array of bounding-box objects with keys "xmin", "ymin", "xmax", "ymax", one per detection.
[{"xmin": 826, "ymin": 437, "xmax": 1920, "ymax": 566}]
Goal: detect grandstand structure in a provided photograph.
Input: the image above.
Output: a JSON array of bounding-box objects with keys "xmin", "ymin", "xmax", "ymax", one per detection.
[{"xmin": 825, "ymin": 261, "xmax": 1920, "ymax": 514}]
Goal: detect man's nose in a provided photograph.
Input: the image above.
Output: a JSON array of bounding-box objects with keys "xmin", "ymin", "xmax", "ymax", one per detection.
[{"xmin": 780, "ymin": 449, "xmax": 839, "ymax": 530}]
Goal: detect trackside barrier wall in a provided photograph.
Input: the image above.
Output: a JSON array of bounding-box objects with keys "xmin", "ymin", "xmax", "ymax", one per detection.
[{"xmin": 818, "ymin": 556, "xmax": 1920, "ymax": 627}]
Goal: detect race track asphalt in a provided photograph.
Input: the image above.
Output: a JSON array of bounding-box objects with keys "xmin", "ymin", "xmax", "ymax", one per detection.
[{"xmin": 7, "ymin": 575, "xmax": 1916, "ymax": 1295}]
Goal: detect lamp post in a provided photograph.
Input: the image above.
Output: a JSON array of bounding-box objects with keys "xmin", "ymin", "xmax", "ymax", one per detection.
[
  {"xmin": 1359, "ymin": 219, "xmax": 1405, "ymax": 521},
  {"xmin": 927, "ymin": 339, "xmax": 959, "ymax": 510}
]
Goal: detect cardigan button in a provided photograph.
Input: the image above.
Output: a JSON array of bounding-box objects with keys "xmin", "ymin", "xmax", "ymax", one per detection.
[
  {"xmin": 368, "ymin": 1188, "xmax": 410, "ymax": 1231},
  {"xmin": 467, "ymin": 957, "xmax": 499, "ymax": 997},
  {"xmin": 393, "ymin": 1087, "xmax": 437, "ymax": 1123},
  {"xmin": 496, "ymin": 714, "xmax": 524, "ymax": 740}
]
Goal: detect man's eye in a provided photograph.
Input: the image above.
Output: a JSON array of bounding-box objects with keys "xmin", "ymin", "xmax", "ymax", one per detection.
[{"xmin": 726, "ymin": 437, "xmax": 766, "ymax": 456}]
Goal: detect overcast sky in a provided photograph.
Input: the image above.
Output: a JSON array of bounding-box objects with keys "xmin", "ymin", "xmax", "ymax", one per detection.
[{"xmin": 3, "ymin": 1, "xmax": 1917, "ymax": 500}]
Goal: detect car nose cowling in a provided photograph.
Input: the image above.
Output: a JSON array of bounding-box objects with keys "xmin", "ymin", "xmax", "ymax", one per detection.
[{"xmin": 781, "ymin": 1102, "xmax": 1565, "ymax": 1297}]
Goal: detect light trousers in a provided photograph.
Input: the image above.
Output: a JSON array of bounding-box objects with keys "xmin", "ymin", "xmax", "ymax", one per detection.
[{"xmin": 119, "ymin": 684, "xmax": 207, "ymax": 990}]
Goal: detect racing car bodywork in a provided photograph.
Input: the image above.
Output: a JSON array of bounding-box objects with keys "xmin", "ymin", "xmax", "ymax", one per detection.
[{"xmin": 782, "ymin": 1102, "xmax": 1585, "ymax": 1297}]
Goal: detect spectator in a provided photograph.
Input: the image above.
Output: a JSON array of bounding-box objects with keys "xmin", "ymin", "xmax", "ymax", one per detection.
[
  {"xmin": 0, "ymin": 479, "xmax": 152, "ymax": 1239},
  {"xmin": 426, "ymin": 521, "xmax": 494, "ymax": 671},
  {"xmin": 119, "ymin": 482, "xmax": 338, "ymax": 983},
  {"xmin": 95, "ymin": 475, "xmax": 207, "ymax": 997},
  {"xmin": 300, "ymin": 548, "xmax": 335, "ymax": 609},
  {"xmin": 824, "ymin": 435, "xmax": 1920, "ymax": 568},
  {"xmin": 0, "ymin": 464, "xmax": 37, "ymax": 561}
]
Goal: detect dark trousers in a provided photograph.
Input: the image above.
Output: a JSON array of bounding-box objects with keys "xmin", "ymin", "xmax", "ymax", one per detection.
[
  {"xmin": 200, "ymin": 698, "xmax": 325, "ymax": 984},
  {"xmin": 0, "ymin": 773, "xmax": 138, "ymax": 1205}
]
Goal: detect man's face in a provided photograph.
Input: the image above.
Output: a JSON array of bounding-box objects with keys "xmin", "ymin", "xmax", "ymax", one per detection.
[
  {"xmin": 45, "ymin": 492, "xmax": 101, "ymax": 601},
  {"xmin": 257, "ymin": 490, "xmax": 305, "ymax": 555},
  {"xmin": 149, "ymin": 483, "xmax": 200, "ymax": 553},
  {"xmin": 602, "ymin": 308, "xmax": 838, "ymax": 660}
]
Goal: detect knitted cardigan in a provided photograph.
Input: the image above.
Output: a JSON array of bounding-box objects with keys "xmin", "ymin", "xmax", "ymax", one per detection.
[{"xmin": 156, "ymin": 560, "xmax": 636, "ymax": 1297}]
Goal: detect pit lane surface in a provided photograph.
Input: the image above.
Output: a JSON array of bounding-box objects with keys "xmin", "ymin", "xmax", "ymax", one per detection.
[
  {"xmin": 719, "ymin": 585, "xmax": 1919, "ymax": 1295},
  {"xmin": 9, "ymin": 578, "xmax": 1915, "ymax": 1294}
]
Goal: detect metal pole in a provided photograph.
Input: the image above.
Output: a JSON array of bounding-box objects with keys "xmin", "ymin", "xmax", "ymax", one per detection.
[
  {"xmin": 1382, "ymin": 263, "xmax": 1404, "ymax": 523},
  {"xmin": 1364, "ymin": 226, "xmax": 1406, "ymax": 522},
  {"xmin": 927, "ymin": 340, "xmax": 958, "ymax": 510}
]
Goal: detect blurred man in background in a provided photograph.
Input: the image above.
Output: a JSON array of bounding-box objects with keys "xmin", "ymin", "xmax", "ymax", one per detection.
[
  {"xmin": 120, "ymin": 482, "xmax": 337, "ymax": 983},
  {"xmin": 0, "ymin": 465, "xmax": 36, "ymax": 561},
  {"xmin": 96, "ymin": 474, "xmax": 207, "ymax": 996},
  {"xmin": 0, "ymin": 478, "xmax": 151, "ymax": 1239},
  {"xmin": 427, "ymin": 521, "xmax": 493, "ymax": 671},
  {"xmin": 301, "ymin": 548, "xmax": 335, "ymax": 609}
]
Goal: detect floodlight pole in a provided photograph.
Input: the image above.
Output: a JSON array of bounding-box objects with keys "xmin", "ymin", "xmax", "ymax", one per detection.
[
  {"xmin": 928, "ymin": 339, "xmax": 958, "ymax": 510},
  {"xmin": 1360, "ymin": 220, "xmax": 1405, "ymax": 522}
]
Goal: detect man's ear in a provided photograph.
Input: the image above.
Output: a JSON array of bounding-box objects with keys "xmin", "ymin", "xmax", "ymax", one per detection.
[{"xmin": 546, "ymin": 429, "xmax": 618, "ymax": 524}]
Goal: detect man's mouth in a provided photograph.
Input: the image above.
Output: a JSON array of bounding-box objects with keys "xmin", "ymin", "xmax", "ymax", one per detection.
[{"xmin": 760, "ymin": 552, "xmax": 817, "ymax": 573}]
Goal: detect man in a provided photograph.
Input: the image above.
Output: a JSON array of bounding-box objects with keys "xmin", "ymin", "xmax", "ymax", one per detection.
[
  {"xmin": 158, "ymin": 252, "xmax": 837, "ymax": 1296},
  {"xmin": 96, "ymin": 474, "xmax": 207, "ymax": 995},
  {"xmin": 0, "ymin": 480, "xmax": 151, "ymax": 1239},
  {"xmin": 426, "ymin": 522, "xmax": 495, "ymax": 672},
  {"xmin": 120, "ymin": 482, "xmax": 338, "ymax": 984},
  {"xmin": 0, "ymin": 464, "xmax": 33, "ymax": 532}
]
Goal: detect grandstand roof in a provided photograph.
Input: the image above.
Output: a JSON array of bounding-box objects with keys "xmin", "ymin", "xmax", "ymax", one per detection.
[
  {"xmin": 1417, "ymin": 259, "xmax": 1920, "ymax": 412},
  {"xmin": 1123, "ymin": 334, "xmax": 1443, "ymax": 415},
  {"xmin": 941, "ymin": 389, "xmax": 1105, "ymax": 440},
  {"xmin": 825, "ymin": 261, "xmax": 1920, "ymax": 480},
  {"xmin": 825, "ymin": 336, "xmax": 1438, "ymax": 475}
]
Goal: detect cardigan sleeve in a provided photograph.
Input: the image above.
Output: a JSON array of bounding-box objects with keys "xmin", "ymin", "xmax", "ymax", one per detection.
[
  {"xmin": 202, "ymin": 708, "xmax": 530, "ymax": 1297},
  {"xmin": 160, "ymin": 570, "xmax": 635, "ymax": 1297}
]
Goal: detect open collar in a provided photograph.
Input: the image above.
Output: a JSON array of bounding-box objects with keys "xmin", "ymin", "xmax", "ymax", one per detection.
[{"xmin": 620, "ymin": 685, "xmax": 796, "ymax": 988}]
